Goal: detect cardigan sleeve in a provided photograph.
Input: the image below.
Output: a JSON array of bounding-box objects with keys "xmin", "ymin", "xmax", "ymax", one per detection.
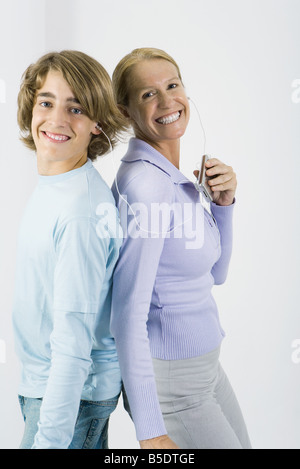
[
  {"xmin": 111, "ymin": 163, "xmax": 174, "ymax": 441},
  {"xmin": 210, "ymin": 199, "xmax": 235, "ymax": 284}
]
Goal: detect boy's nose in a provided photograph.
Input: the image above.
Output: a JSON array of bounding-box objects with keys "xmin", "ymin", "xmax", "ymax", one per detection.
[{"xmin": 49, "ymin": 107, "xmax": 69, "ymax": 127}]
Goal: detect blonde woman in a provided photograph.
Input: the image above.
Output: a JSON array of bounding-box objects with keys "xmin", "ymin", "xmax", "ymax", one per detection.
[
  {"xmin": 111, "ymin": 48, "xmax": 251, "ymax": 449},
  {"xmin": 13, "ymin": 51, "xmax": 125, "ymax": 449}
]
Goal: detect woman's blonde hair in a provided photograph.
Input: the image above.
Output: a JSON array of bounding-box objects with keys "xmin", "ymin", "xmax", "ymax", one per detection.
[
  {"xmin": 112, "ymin": 47, "xmax": 183, "ymax": 108},
  {"xmin": 18, "ymin": 50, "xmax": 127, "ymax": 160}
]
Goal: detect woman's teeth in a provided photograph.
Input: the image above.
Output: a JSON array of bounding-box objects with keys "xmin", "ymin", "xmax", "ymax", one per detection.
[
  {"xmin": 156, "ymin": 111, "xmax": 181, "ymax": 125},
  {"xmin": 44, "ymin": 131, "xmax": 70, "ymax": 141}
]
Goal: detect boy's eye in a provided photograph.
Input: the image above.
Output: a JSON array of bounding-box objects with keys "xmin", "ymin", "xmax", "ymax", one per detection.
[
  {"xmin": 70, "ymin": 107, "xmax": 83, "ymax": 115},
  {"xmin": 40, "ymin": 101, "xmax": 52, "ymax": 108}
]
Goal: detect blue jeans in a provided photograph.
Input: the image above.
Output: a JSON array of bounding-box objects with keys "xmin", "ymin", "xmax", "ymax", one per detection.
[{"xmin": 18, "ymin": 395, "xmax": 119, "ymax": 449}]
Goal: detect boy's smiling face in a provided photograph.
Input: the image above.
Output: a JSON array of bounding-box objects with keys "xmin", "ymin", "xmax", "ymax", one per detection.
[{"xmin": 31, "ymin": 71, "xmax": 100, "ymax": 175}]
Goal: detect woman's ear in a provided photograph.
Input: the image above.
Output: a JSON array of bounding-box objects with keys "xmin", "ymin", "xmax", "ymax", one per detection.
[{"xmin": 118, "ymin": 104, "xmax": 131, "ymax": 120}]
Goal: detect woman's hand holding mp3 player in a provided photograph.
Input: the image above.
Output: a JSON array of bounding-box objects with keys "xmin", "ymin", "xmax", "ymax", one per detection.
[{"xmin": 194, "ymin": 155, "xmax": 237, "ymax": 206}]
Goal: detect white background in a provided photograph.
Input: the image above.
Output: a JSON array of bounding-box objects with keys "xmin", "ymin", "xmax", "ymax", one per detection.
[{"xmin": 0, "ymin": 0, "xmax": 299, "ymax": 449}]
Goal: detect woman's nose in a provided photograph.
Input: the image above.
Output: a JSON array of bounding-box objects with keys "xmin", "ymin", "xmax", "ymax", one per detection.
[{"xmin": 158, "ymin": 92, "xmax": 173, "ymax": 108}]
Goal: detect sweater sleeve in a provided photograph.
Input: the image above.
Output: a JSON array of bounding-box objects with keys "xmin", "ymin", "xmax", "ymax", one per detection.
[
  {"xmin": 210, "ymin": 199, "xmax": 235, "ymax": 284},
  {"xmin": 32, "ymin": 218, "xmax": 110, "ymax": 449},
  {"xmin": 32, "ymin": 310, "xmax": 95, "ymax": 449},
  {"xmin": 111, "ymin": 166, "xmax": 174, "ymax": 441}
]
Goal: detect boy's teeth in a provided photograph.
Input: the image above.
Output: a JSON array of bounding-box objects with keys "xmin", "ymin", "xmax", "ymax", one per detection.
[
  {"xmin": 45, "ymin": 131, "xmax": 69, "ymax": 141},
  {"xmin": 157, "ymin": 111, "xmax": 180, "ymax": 125}
]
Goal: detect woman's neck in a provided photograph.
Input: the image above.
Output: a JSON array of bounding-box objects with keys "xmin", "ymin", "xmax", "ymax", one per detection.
[{"xmin": 141, "ymin": 138, "xmax": 181, "ymax": 169}]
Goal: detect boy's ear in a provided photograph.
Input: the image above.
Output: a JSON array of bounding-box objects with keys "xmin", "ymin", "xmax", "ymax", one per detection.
[{"xmin": 92, "ymin": 123, "xmax": 102, "ymax": 135}]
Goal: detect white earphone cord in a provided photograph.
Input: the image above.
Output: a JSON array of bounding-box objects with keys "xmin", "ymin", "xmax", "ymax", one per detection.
[{"xmin": 188, "ymin": 97, "xmax": 206, "ymax": 155}]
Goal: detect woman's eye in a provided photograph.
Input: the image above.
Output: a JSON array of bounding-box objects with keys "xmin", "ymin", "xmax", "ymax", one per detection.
[
  {"xmin": 142, "ymin": 91, "xmax": 155, "ymax": 99},
  {"xmin": 168, "ymin": 83, "xmax": 178, "ymax": 89}
]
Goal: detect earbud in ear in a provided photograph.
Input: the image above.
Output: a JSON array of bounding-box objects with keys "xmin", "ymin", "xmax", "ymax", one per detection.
[{"xmin": 96, "ymin": 124, "xmax": 102, "ymax": 131}]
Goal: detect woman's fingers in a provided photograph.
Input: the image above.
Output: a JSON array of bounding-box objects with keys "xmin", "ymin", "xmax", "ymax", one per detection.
[
  {"xmin": 207, "ymin": 172, "xmax": 234, "ymax": 189},
  {"xmin": 194, "ymin": 157, "xmax": 237, "ymax": 205},
  {"xmin": 205, "ymin": 160, "xmax": 237, "ymax": 192}
]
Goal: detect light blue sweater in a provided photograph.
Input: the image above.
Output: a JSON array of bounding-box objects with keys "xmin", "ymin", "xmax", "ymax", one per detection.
[
  {"xmin": 13, "ymin": 159, "xmax": 123, "ymax": 449},
  {"xmin": 111, "ymin": 138, "xmax": 235, "ymax": 441}
]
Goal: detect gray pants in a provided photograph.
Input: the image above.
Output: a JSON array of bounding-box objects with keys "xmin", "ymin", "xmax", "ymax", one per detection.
[{"xmin": 152, "ymin": 347, "xmax": 252, "ymax": 449}]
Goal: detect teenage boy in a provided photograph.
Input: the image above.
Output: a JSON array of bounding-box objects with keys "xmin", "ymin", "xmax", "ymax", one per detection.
[{"xmin": 13, "ymin": 50, "xmax": 125, "ymax": 449}]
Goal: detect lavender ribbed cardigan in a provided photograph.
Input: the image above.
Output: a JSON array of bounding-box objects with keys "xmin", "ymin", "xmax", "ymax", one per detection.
[{"xmin": 111, "ymin": 138, "xmax": 235, "ymax": 441}]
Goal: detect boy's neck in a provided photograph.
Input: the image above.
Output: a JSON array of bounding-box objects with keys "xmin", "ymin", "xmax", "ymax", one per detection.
[{"xmin": 37, "ymin": 154, "xmax": 88, "ymax": 176}]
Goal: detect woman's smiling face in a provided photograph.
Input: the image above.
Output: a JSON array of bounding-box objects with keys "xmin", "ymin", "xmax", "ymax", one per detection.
[{"xmin": 125, "ymin": 59, "xmax": 190, "ymax": 146}]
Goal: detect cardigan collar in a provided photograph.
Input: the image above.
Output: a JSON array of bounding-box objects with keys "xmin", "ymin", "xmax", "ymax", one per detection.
[{"xmin": 121, "ymin": 138, "xmax": 191, "ymax": 185}]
